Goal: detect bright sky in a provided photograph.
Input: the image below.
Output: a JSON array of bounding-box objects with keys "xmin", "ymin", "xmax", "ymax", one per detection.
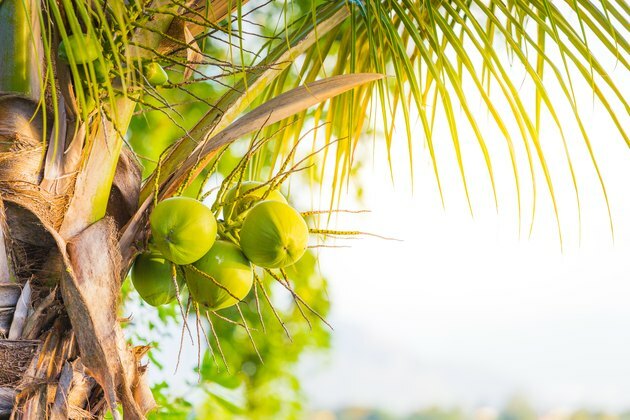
[
  {"xmin": 298, "ymin": 57, "xmax": 630, "ymax": 413},
  {"xmin": 139, "ymin": 11, "xmax": 630, "ymax": 415}
]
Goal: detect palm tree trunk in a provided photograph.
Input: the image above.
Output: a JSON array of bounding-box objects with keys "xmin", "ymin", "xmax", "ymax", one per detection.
[
  {"xmin": 0, "ymin": 0, "xmax": 156, "ymax": 416},
  {"xmin": 0, "ymin": 98, "xmax": 154, "ymax": 418}
]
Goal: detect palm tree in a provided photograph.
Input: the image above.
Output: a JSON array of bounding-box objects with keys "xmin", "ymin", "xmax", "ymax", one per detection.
[{"xmin": 0, "ymin": 0, "xmax": 626, "ymax": 417}]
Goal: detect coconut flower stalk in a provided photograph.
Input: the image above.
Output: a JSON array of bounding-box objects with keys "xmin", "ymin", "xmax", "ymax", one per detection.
[{"xmin": 0, "ymin": 0, "xmax": 627, "ymax": 417}]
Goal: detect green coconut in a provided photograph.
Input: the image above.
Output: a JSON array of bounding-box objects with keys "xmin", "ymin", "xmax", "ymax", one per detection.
[
  {"xmin": 223, "ymin": 181, "xmax": 287, "ymax": 221},
  {"xmin": 131, "ymin": 252, "xmax": 183, "ymax": 307},
  {"xmin": 58, "ymin": 34, "xmax": 100, "ymax": 64},
  {"xmin": 185, "ymin": 240, "xmax": 253, "ymax": 310},
  {"xmin": 150, "ymin": 197, "xmax": 217, "ymax": 265},
  {"xmin": 239, "ymin": 201, "xmax": 308, "ymax": 268},
  {"xmin": 143, "ymin": 62, "xmax": 168, "ymax": 86}
]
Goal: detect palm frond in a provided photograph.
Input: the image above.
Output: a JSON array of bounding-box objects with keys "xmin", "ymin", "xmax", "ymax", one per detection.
[
  {"xmin": 137, "ymin": 1, "xmax": 351, "ymax": 202},
  {"xmin": 263, "ymin": 0, "xmax": 628, "ymax": 234},
  {"xmin": 16, "ymin": 0, "xmax": 626, "ymax": 239}
]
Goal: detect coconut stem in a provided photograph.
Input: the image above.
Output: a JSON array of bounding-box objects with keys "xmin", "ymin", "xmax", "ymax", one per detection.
[
  {"xmin": 235, "ymin": 304, "xmax": 263, "ymax": 364},
  {"xmin": 205, "ymin": 311, "xmax": 229, "ymax": 372},
  {"xmin": 253, "ymin": 273, "xmax": 291, "ymax": 341},
  {"xmin": 196, "ymin": 305, "xmax": 218, "ymax": 368}
]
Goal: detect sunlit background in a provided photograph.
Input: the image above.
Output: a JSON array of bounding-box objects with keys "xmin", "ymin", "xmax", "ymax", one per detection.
[
  {"xmin": 137, "ymin": 64, "xmax": 630, "ymax": 418},
  {"xmin": 120, "ymin": 3, "xmax": 630, "ymax": 418},
  {"xmin": 297, "ymin": 54, "xmax": 630, "ymax": 417}
]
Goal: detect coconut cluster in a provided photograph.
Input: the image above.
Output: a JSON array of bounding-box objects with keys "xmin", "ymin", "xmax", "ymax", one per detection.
[{"xmin": 130, "ymin": 182, "xmax": 309, "ymax": 310}]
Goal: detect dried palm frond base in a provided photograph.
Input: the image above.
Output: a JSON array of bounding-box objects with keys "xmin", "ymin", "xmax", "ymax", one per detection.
[
  {"xmin": 0, "ymin": 341, "xmax": 39, "ymax": 386},
  {"xmin": 0, "ymin": 219, "xmax": 155, "ymax": 419},
  {"xmin": 0, "ymin": 94, "xmax": 154, "ymax": 419},
  {"xmin": 0, "ymin": 97, "xmax": 68, "ymax": 231}
]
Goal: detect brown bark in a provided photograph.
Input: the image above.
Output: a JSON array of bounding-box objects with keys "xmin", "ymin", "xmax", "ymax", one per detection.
[
  {"xmin": 0, "ymin": 95, "xmax": 154, "ymax": 419},
  {"xmin": 0, "ymin": 341, "xmax": 39, "ymax": 386},
  {"xmin": 0, "ymin": 214, "xmax": 156, "ymax": 419}
]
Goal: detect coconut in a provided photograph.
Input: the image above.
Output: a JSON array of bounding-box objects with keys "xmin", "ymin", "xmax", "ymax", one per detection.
[
  {"xmin": 131, "ymin": 252, "xmax": 183, "ymax": 307},
  {"xmin": 58, "ymin": 34, "xmax": 101, "ymax": 64},
  {"xmin": 143, "ymin": 62, "xmax": 168, "ymax": 86},
  {"xmin": 185, "ymin": 240, "xmax": 253, "ymax": 310},
  {"xmin": 239, "ymin": 201, "xmax": 308, "ymax": 268},
  {"xmin": 150, "ymin": 197, "xmax": 217, "ymax": 265}
]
